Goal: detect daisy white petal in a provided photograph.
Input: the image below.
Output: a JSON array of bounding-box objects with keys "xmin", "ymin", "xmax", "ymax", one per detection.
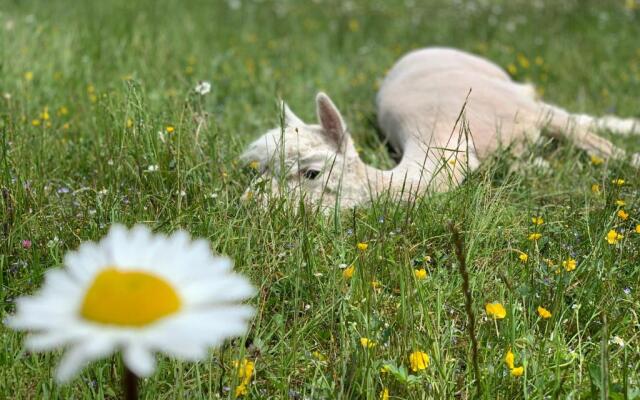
[
  {"xmin": 184, "ymin": 277, "xmax": 256, "ymax": 304},
  {"xmin": 124, "ymin": 344, "xmax": 156, "ymax": 377},
  {"xmin": 56, "ymin": 336, "xmax": 115, "ymax": 382},
  {"xmin": 25, "ymin": 329, "xmax": 87, "ymax": 351}
]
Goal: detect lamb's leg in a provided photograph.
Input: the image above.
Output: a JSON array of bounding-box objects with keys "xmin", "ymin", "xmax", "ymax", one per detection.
[{"xmin": 541, "ymin": 105, "xmax": 640, "ymax": 167}]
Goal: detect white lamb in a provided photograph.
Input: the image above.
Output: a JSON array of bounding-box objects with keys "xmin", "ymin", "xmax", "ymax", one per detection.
[{"xmin": 241, "ymin": 47, "xmax": 640, "ymax": 209}]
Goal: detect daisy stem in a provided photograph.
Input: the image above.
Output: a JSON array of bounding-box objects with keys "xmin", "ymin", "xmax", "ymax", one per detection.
[{"xmin": 123, "ymin": 367, "xmax": 138, "ymax": 400}]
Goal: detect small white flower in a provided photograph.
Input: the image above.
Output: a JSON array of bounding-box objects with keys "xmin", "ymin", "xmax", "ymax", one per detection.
[
  {"xmin": 7, "ymin": 224, "xmax": 255, "ymax": 382},
  {"xmin": 227, "ymin": 0, "xmax": 241, "ymax": 10},
  {"xmin": 147, "ymin": 165, "xmax": 159, "ymax": 172},
  {"xmin": 47, "ymin": 236, "xmax": 60, "ymax": 248},
  {"xmin": 194, "ymin": 81, "xmax": 211, "ymax": 95},
  {"xmin": 610, "ymin": 336, "xmax": 625, "ymax": 348}
]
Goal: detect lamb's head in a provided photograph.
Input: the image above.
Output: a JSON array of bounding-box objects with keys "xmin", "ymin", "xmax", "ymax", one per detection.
[{"xmin": 240, "ymin": 93, "xmax": 372, "ymax": 210}]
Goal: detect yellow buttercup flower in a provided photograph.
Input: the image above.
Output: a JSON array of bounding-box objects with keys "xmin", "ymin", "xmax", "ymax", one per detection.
[
  {"xmin": 636, "ymin": 225, "xmax": 640, "ymax": 234},
  {"xmin": 562, "ymin": 258, "xmax": 577, "ymax": 272},
  {"xmin": 342, "ymin": 265, "xmax": 355, "ymax": 279},
  {"xmin": 531, "ymin": 216, "xmax": 544, "ymax": 225},
  {"xmin": 165, "ymin": 125, "xmax": 175, "ymax": 133},
  {"xmin": 409, "ymin": 351, "xmax": 430, "ymax": 372},
  {"xmin": 617, "ymin": 210, "xmax": 629, "ymax": 221},
  {"xmin": 537, "ymin": 306, "xmax": 552, "ymax": 319},
  {"xmin": 591, "ymin": 184, "xmax": 601, "ymax": 194},
  {"xmin": 616, "ymin": 199, "xmax": 626, "ymax": 206},
  {"xmin": 24, "ymin": 71, "xmax": 34, "ymax": 81},
  {"xmin": 528, "ymin": 233, "xmax": 542, "ymax": 241},
  {"xmin": 31, "ymin": 119, "xmax": 41, "ymax": 127},
  {"xmin": 606, "ymin": 230, "xmax": 623, "ymax": 245},
  {"xmin": 612, "ymin": 178, "xmax": 625, "ymax": 186},
  {"xmin": 414, "ymin": 268, "xmax": 427, "ymax": 280},
  {"xmin": 235, "ymin": 358, "xmax": 254, "ymax": 381},
  {"xmin": 357, "ymin": 242, "xmax": 368, "ymax": 251},
  {"xmin": 235, "ymin": 384, "xmax": 248, "ymax": 396},
  {"xmin": 511, "ymin": 366, "xmax": 524, "ymax": 377},
  {"xmin": 517, "ymin": 53, "xmax": 530, "ymax": 69},
  {"xmin": 312, "ymin": 351, "xmax": 327, "ymax": 362},
  {"xmin": 380, "ymin": 388, "xmax": 389, "ymax": 400},
  {"xmin": 518, "ymin": 253, "xmax": 529, "ymax": 263},
  {"xmin": 360, "ymin": 337, "xmax": 376, "ymax": 349},
  {"xmin": 485, "ymin": 302, "xmax": 506, "ymax": 319},
  {"xmin": 504, "ymin": 350, "xmax": 515, "ymax": 369},
  {"xmin": 348, "ymin": 19, "xmax": 360, "ymax": 32},
  {"xmin": 234, "ymin": 358, "xmax": 255, "ymax": 397},
  {"xmin": 590, "ymin": 155, "xmax": 604, "ymax": 166},
  {"xmin": 40, "ymin": 107, "xmax": 50, "ymax": 121},
  {"xmin": 249, "ymin": 160, "xmax": 260, "ymax": 170}
]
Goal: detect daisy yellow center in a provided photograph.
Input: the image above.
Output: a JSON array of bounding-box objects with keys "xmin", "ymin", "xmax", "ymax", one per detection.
[{"xmin": 80, "ymin": 268, "xmax": 181, "ymax": 327}]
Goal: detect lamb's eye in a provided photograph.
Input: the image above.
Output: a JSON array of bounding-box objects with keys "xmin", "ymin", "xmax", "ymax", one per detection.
[{"xmin": 302, "ymin": 169, "xmax": 321, "ymax": 180}]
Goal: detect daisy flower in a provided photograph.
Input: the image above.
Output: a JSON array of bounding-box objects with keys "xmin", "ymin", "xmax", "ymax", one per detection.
[
  {"xmin": 195, "ymin": 81, "xmax": 212, "ymax": 95},
  {"xmin": 7, "ymin": 224, "xmax": 255, "ymax": 382}
]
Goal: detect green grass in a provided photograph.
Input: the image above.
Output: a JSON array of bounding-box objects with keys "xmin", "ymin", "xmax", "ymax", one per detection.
[{"xmin": 1, "ymin": 0, "xmax": 640, "ymax": 398}]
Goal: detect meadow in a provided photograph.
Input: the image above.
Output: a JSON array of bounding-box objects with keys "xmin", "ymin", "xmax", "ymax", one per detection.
[{"xmin": 1, "ymin": 0, "xmax": 640, "ymax": 398}]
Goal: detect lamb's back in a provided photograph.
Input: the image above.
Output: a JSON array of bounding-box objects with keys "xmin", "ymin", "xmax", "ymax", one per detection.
[{"xmin": 377, "ymin": 47, "xmax": 541, "ymax": 158}]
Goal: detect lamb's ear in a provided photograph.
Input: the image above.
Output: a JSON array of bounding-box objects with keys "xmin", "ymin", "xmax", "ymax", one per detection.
[
  {"xmin": 283, "ymin": 102, "xmax": 305, "ymax": 127},
  {"xmin": 316, "ymin": 92, "xmax": 348, "ymax": 151}
]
